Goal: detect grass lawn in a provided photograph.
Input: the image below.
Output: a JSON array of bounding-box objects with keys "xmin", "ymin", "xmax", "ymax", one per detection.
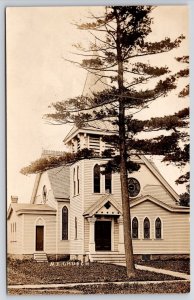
[
  {"xmin": 8, "ymin": 281, "xmax": 190, "ymax": 295},
  {"xmin": 138, "ymin": 259, "xmax": 190, "ymax": 275},
  {"xmin": 7, "ymin": 259, "xmax": 190, "ymax": 295},
  {"xmin": 7, "ymin": 260, "xmax": 184, "ymax": 286}
]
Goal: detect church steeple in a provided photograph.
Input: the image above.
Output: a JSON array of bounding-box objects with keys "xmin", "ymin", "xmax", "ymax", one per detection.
[
  {"xmin": 64, "ymin": 63, "xmax": 115, "ymax": 154},
  {"xmin": 82, "ymin": 69, "xmax": 107, "ymax": 98}
]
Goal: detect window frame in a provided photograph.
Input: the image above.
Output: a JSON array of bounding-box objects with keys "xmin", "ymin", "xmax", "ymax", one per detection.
[
  {"xmin": 75, "ymin": 217, "xmax": 78, "ymax": 240},
  {"xmin": 132, "ymin": 217, "xmax": 139, "ymax": 239},
  {"xmin": 143, "ymin": 217, "xmax": 151, "ymax": 239},
  {"xmin": 62, "ymin": 206, "xmax": 68, "ymax": 240},
  {"xmin": 73, "ymin": 168, "xmax": 76, "ymax": 196},
  {"xmin": 105, "ymin": 172, "xmax": 112, "ymax": 194},
  {"xmin": 155, "ymin": 217, "xmax": 162, "ymax": 239},
  {"xmin": 93, "ymin": 164, "xmax": 101, "ymax": 193},
  {"xmin": 77, "ymin": 165, "xmax": 80, "ymax": 195}
]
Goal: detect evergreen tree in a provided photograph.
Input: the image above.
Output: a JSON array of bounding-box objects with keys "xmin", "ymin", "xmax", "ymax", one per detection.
[{"xmin": 21, "ymin": 6, "xmax": 188, "ymax": 277}]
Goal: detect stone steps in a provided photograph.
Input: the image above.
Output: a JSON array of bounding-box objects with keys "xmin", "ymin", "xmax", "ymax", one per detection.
[{"xmin": 34, "ymin": 253, "xmax": 48, "ymax": 262}]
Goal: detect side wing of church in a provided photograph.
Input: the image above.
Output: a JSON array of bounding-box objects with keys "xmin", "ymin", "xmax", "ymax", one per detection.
[{"xmin": 7, "ymin": 69, "xmax": 190, "ymax": 264}]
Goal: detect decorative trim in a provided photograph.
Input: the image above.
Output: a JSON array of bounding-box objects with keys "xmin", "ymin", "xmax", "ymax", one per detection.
[{"xmin": 130, "ymin": 195, "xmax": 190, "ymax": 213}]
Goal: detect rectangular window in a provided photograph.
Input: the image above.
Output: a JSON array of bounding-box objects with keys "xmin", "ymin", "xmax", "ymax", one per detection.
[
  {"xmin": 75, "ymin": 217, "xmax": 77, "ymax": 239},
  {"xmin": 62, "ymin": 206, "xmax": 68, "ymax": 240},
  {"xmin": 73, "ymin": 168, "xmax": 76, "ymax": 196},
  {"xmin": 94, "ymin": 164, "xmax": 100, "ymax": 193},
  {"xmin": 105, "ymin": 173, "xmax": 112, "ymax": 193},
  {"xmin": 77, "ymin": 166, "xmax": 79, "ymax": 194}
]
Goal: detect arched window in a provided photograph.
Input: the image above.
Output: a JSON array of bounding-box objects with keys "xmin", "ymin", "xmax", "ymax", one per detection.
[
  {"xmin": 75, "ymin": 217, "xmax": 78, "ymax": 239},
  {"xmin": 94, "ymin": 164, "xmax": 100, "ymax": 193},
  {"xmin": 105, "ymin": 172, "xmax": 112, "ymax": 194},
  {"xmin": 62, "ymin": 206, "xmax": 68, "ymax": 240},
  {"xmin": 144, "ymin": 217, "xmax": 150, "ymax": 239},
  {"xmin": 155, "ymin": 217, "xmax": 162, "ymax": 239},
  {"xmin": 132, "ymin": 217, "xmax": 138, "ymax": 239}
]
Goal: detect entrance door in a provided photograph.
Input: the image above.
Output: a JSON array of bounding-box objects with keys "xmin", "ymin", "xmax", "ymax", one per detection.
[
  {"xmin": 36, "ymin": 226, "xmax": 44, "ymax": 251},
  {"xmin": 95, "ymin": 221, "xmax": 111, "ymax": 251}
]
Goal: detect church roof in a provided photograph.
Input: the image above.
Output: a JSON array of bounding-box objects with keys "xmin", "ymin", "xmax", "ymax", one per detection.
[
  {"xmin": 130, "ymin": 195, "xmax": 189, "ymax": 212},
  {"xmin": 82, "ymin": 69, "xmax": 108, "ymax": 97},
  {"xmin": 7, "ymin": 203, "xmax": 56, "ymax": 219},
  {"xmin": 63, "ymin": 57, "xmax": 117, "ymax": 144},
  {"xmin": 47, "ymin": 166, "xmax": 70, "ymax": 199},
  {"xmin": 31, "ymin": 151, "xmax": 70, "ymax": 203},
  {"xmin": 139, "ymin": 155, "xmax": 179, "ymax": 202}
]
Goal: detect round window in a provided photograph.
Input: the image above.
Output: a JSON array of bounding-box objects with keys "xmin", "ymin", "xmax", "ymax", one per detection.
[{"xmin": 128, "ymin": 178, "xmax": 140, "ymax": 197}]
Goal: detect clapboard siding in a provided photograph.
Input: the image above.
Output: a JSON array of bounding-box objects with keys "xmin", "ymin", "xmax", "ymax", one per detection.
[
  {"xmin": 114, "ymin": 220, "xmax": 119, "ymax": 251},
  {"xmin": 82, "ymin": 159, "xmax": 177, "ymax": 213},
  {"xmin": 69, "ymin": 161, "xmax": 84, "ymax": 254},
  {"xmin": 22, "ymin": 214, "xmax": 56, "ymax": 254},
  {"xmin": 7, "ymin": 212, "xmax": 23, "ymax": 254},
  {"xmin": 84, "ymin": 219, "xmax": 89, "ymax": 252},
  {"xmin": 142, "ymin": 184, "xmax": 176, "ymax": 206},
  {"xmin": 57, "ymin": 202, "xmax": 70, "ymax": 253},
  {"xmin": 131, "ymin": 201, "xmax": 190, "ymax": 254},
  {"xmin": 83, "ymin": 159, "xmax": 120, "ymax": 211}
]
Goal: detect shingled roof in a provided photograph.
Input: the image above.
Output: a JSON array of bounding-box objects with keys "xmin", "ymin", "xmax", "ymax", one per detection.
[
  {"xmin": 47, "ymin": 166, "xmax": 70, "ymax": 199},
  {"xmin": 7, "ymin": 203, "xmax": 56, "ymax": 219}
]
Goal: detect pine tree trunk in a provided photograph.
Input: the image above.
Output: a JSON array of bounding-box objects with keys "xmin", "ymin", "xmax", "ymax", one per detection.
[
  {"xmin": 119, "ymin": 104, "xmax": 135, "ymax": 277},
  {"xmin": 115, "ymin": 8, "xmax": 135, "ymax": 277}
]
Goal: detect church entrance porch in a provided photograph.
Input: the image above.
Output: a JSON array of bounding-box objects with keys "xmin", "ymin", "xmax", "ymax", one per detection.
[{"xmin": 95, "ymin": 221, "xmax": 111, "ymax": 251}]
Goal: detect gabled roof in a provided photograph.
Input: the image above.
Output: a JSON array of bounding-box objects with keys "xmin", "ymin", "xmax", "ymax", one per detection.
[
  {"xmin": 139, "ymin": 155, "xmax": 179, "ymax": 202},
  {"xmin": 31, "ymin": 165, "xmax": 70, "ymax": 204},
  {"xmin": 47, "ymin": 166, "xmax": 70, "ymax": 199},
  {"xmin": 130, "ymin": 195, "xmax": 189, "ymax": 213},
  {"xmin": 83, "ymin": 194, "xmax": 122, "ymax": 217},
  {"xmin": 7, "ymin": 203, "xmax": 56, "ymax": 219}
]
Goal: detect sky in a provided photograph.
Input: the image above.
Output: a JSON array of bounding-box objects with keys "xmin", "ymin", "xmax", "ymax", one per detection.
[{"xmin": 6, "ymin": 6, "xmax": 189, "ymax": 204}]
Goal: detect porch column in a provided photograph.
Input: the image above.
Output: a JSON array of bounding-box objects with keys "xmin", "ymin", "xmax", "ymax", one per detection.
[
  {"xmin": 88, "ymin": 216, "xmax": 96, "ymax": 253},
  {"xmin": 118, "ymin": 216, "xmax": 125, "ymax": 253}
]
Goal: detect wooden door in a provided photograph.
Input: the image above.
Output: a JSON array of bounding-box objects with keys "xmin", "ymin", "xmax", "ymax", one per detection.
[
  {"xmin": 36, "ymin": 226, "xmax": 44, "ymax": 251},
  {"xmin": 95, "ymin": 221, "xmax": 111, "ymax": 251}
]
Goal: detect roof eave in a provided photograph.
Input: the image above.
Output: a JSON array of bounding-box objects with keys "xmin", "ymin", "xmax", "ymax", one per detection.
[
  {"xmin": 16, "ymin": 209, "xmax": 56, "ymax": 215},
  {"xmin": 130, "ymin": 195, "xmax": 190, "ymax": 213},
  {"xmin": 63, "ymin": 127, "xmax": 115, "ymax": 144}
]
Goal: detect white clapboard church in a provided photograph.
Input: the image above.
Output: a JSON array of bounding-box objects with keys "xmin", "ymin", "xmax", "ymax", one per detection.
[{"xmin": 7, "ymin": 70, "xmax": 190, "ymax": 263}]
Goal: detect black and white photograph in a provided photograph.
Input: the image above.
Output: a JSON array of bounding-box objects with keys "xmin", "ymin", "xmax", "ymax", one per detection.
[{"xmin": 6, "ymin": 4, "xmax": 190, "ymax": 295}]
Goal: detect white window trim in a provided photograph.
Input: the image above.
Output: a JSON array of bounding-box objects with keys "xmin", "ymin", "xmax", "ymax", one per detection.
[
  {"xmin": 131, "ymin": 216, "xmax": 139, "ymax": 239},
  {"xmin": 92, "ymin": 162, "xmax": 102, "ymax": 194},
  {"xmin": 61, "ymin": 205, "xmax": 69, "ymax": 241},
  {"xmin": 142, "ymin": 216, "xmax": 151, "ymax": 240},
  {"xmin": 154, "ymin": 216, "xmax": 163, "ymax": 239}
]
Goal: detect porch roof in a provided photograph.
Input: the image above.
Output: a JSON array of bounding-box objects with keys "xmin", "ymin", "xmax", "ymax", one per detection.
[{"xmin": 83, "ymin": 194, "xmax": 122, "ymax": 217}]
